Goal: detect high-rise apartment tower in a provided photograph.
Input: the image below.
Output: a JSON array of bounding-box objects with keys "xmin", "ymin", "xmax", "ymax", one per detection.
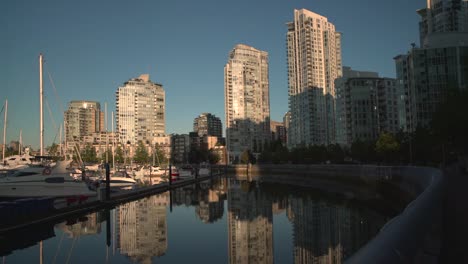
[
  {"xmin": 395, "ymin": 0, "xmax": 468, "ymax": 132},
  {"xmin": 65, "ymin": 100, "xmax": 104, "ymax": 143},
  {"xmin": 286, "ymin": 9, "xmax": 342, "ymax": 148},
  {"xmin": 224, "ymin": 44, "xmax": 270, "ymax": 163},
  {"xmin": 116, "ymin": 74, "xmax": 165, "ymax": 145}
]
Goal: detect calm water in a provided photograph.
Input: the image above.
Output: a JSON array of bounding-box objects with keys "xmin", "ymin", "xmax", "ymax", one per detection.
[{"xmin": 1, "ymin": 177, "xmax": 397, "ymax": 263}]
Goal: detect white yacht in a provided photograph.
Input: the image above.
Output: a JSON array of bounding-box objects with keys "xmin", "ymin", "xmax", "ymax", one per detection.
[
  {"xmin": 99, "ymin": 170, "xmax": 136, "ymax": 188},
  {"xmin": 0, "ymin": 160, "xmax": 96, "ymax": 198},
  {"xmin": 0, "ymin": 152, "xmax": 41, "ymax": 170},
  {"xmin": 149, "ymin": 166, "xmax": 166, "ymax": 176}
]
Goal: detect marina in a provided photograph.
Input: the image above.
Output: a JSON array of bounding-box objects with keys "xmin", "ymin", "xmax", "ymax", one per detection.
[
  {"xmin": 3, "ymin": 0, "xmax": 468, "ymax": 262},
  {"xmin": 0, "ymin": 163, "xmax": 448, "ymax": 263},
  {"xmin": 0, "ymin": 170, "xmax": 402, "ymax": 263},
  {"xmin": 0, "ymin": 165, "xmax": 226, "ymax": 232}
]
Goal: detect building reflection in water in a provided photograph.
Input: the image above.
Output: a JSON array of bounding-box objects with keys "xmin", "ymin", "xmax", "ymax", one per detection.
[
  {"xmin": 226, "ymin": 177, "xmax": 389, "ymax": 264},
  {"xmin": 116, "ymin": 193, "xmax": 169, "ymax": 264},
  {"xmin": 0, "ymin": 176, "xmax": 395, "ymax": 263},
  {"xmin": 228, "ymin": 179, "xmax": 274, "ymax": 264},
  {"xmin": 287, "ymin": 193, "xmax": 387, "ymax": 263},
  {"xmin": 196, "ymin": 178, "xmax": 228, "ymax": 223},
  {"xmin": 56, "ymin": 212, "xmax": 101, "ymax": 238},
  {"xmin": 171, "ymin": 178, "xmax": 228, "ymax": 223}
]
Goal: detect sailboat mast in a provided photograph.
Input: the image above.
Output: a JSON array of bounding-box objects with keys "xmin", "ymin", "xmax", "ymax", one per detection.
[
  {"xmin": 63, "ymin": 120, "xmax": 66, "ymax": 158},
  {"xmin": 59, "ymin": 123, "xmax": 62, "ymax": 157},
  {"xmin": 2, "ymin": 100, "xmax": 7, "ymax": 161},
  {"xmin": 19, "ymin": 129, "xmax": 22, "ymax": 155},
  {"xmin": 111, "ymin": 111, "xmax": 115, "ymax": 169},
  {"xmin": 105, "ymin": 102, "xmax": 108, "ymax": 163},
  {"xmin": 39, "ymin": 53, "xmax": 44, "ymax": 156}
]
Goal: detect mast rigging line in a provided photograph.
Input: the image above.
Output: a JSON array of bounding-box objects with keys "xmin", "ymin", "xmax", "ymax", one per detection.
[
  {"xmin": 44, "ymin": 63, "xmax": 65, "ymax": 116},
  {"xmin": 45, "ymin": 96, "xmax": 60, "ymax": 146},
  {"xmin": 43, "ymin": 62, "xmax": 66, "ymax": 148}
]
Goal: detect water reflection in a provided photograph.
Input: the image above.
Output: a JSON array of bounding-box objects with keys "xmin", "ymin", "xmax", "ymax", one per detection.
[
  {"xmin": 172, "ymin": 178, "xmax": 228, "ymax": 222},
  {"xmin": 228, "ymin": 180, "xmax": 274, "ymax": 264},
  {"xmin": 117, "ymin": 194, "xmax": 168, "ymax": 263},
  {"xmin": 1, "ymin": 176, "xmax": 395, "ymax": 263},
  {"xmin": 226, "ymin": 177, "xmax": 390, "ymax": 264},
  {"xmin": 56, "ymin": 213, "xmax": 101, "ymax": 238},
  {"xmin": 288, "ymin": 196, "xmax": 386, "ymax": 263}
]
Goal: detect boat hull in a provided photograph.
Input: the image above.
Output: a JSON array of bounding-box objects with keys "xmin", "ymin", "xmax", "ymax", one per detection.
[{"xmin": 0, "ymin": 182, "xmax": 95, "ymax": 198}]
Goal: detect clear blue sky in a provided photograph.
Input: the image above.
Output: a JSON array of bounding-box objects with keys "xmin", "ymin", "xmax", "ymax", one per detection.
[{"xmin": 1, "ymin": 0, "xmax": 425, "ymax": 149}]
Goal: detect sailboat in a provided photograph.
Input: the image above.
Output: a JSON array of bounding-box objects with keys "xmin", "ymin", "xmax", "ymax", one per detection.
[{"xmin": 0, "ymin": 54, "xmax": 96, "ymax": 199}]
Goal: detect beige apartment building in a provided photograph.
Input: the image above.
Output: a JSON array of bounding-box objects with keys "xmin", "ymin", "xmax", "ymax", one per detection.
[
  {"xmin": 65, "ymin": 100, "xmax": 104, "ymax": 143},
  {"xmin": 287, "ymin": 9, "xmax": 342, "ymax": 148},
  {"xmin": 116, "ymin": 74, "xmax": 165, "ymax": 146},
  {"xmin": 224, "ymin": 44, "xmax": 270, "ymax": 163}
]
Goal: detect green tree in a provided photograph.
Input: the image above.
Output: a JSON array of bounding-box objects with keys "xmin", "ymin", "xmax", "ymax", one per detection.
[
  {"xmin": 259, "ymin": 139, "xmax": 289, "ymax": 164},
  {"xmin": 134, "ymin": 141, "xmax": 150, "ymax": 164},
  {"xmin": 411, "ymin": 127, "xmax": 437, "ymax": 165},
  {"xmin": 351, "ymin": 139, "xmax": 376, "ymax": 163},
  {"xmin": 208, "ymin": 149, "xmax": 221, "ymax": 164},
  {"xmin": 188, "ymin": 146, "xmax": 203, "ymax": 164},
  {"xmin": 114, "ymin": 146, "xmax": 124, "ymax": 164},
  {"xmin": 100, "ymin": 149, "xmax": 113, "ymax": 162},
  {"xmin": 3, "ymin": 146, "xmax": 16, "ymax": 158},
  {"xmin": 47, "ymin": 143, "xmax": 59, "ymax": 156},
  {"xmin": 375, "ymin": 132, "xmax": 400, "ymax": 163},
  {"xmin": 81, "ymin": 143, "xmax": 98, "ymax": 163},
  {"xmin": 152, "ymin": 144, "xmax": 168, "ymax": 166},
  {"xmin": 431, "ymin": 88, "xmax": 468, "ymax": 159},
  {"xmin": 327, "ymin": 144, "xmax": 345, "ymax": 163},
  {"xmin": 240, "ymin": 149, "xmax": 255, "ymax": 164},
  {"xmin": 240, "ymin": 149, "xmax": 250, "ymax": 164}
]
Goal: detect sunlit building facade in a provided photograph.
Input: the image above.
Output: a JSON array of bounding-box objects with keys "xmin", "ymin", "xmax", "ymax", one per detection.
[
  {"xmin": 65, "ymin": 100, "xmax": 104, "ymax": 143},
  {"xmin": 193, "ymin": 113, "xmax": 222, "ymax": 138},
  {"xmin": 116, "ymin": 74, "xmax": 165, "ymax": 145},
  {"xmin": 286, "ymin": 9, "xmax": 342, "ymax": 148},
  {"xmin": 227, "ymin": 179, "xmax": 273, "ymax": 264},
  {"xmin": 224, "ymin": 44, "xmax": 271, "ymax": 163},
  {"xmin": 117, "ymin": 194, "xmax": 168, "ymax": 263}
]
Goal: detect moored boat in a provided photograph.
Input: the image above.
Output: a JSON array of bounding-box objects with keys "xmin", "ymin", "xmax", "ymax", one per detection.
[
  {"xmin": 178, "ymin": 165, "xmax": 194, "ymax": 178},
  {"xmin": 0, "ymin": 160, "xmax": 95, "ymax": 198},
  {"xmin": 98, "ymin": 170, "xmax": 136, "ymax": 188}
]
